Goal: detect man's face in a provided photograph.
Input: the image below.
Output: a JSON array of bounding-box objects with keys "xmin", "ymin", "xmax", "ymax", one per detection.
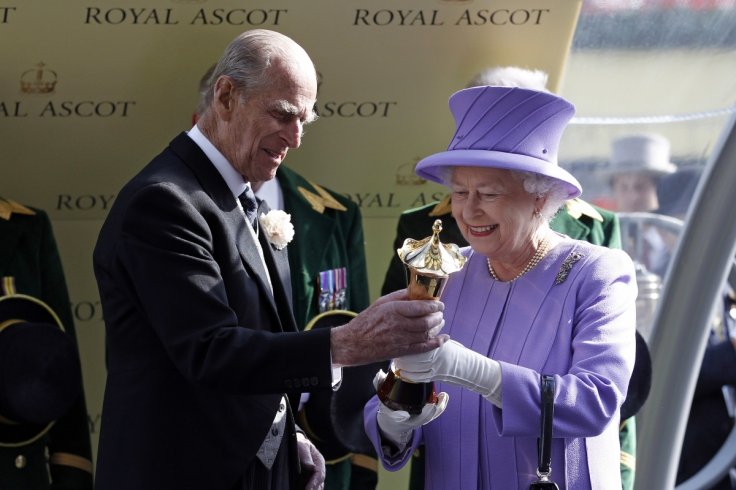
[
  {"xmin": 611, "ymin": 172, "xmax": 659, "ymax": 212},
  {"xmin": 217, "ymin": 59, "xmax": 317, "ymax": 183}
]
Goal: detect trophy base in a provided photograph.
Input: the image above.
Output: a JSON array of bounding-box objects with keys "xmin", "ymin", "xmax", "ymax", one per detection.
[{"xmin": 377, "ymin": 369, "xmax": 437, "ymax": 415}]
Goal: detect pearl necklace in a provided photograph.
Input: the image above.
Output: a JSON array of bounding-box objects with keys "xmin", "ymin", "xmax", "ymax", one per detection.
[{"xmin": 487, "ymin": 235, "xmax": 550, "ymax": 282}]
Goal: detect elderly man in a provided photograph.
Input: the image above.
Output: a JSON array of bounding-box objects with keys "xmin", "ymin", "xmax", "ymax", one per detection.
[{"xmin": 93, "ymin": 29, "xmax": 444, "ymax": 490}]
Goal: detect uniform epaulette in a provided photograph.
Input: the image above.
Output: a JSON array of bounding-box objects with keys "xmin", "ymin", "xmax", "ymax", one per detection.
[
  {"xmin": 620, "ymin": 449, "xmax": 635, "ymax": 470},
  {"xmin": 0, "ymin": 198, "xmax": 36, "ymax": 221},
  {"xmin": 565, "ymin": 198, "xmax": 603, "ymax": 222},
  {"xmin": 428, "ymin": 195, "xmax": 452, "ymax": 217},
  {"xmin": 298, "ymin": 181, "xmax": 347, "ymax": 214}
]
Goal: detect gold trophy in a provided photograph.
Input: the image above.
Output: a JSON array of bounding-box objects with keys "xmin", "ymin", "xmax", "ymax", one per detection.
[{"xmin": 377, "ymin": 219, "xmax": 467, "ymax": 414}]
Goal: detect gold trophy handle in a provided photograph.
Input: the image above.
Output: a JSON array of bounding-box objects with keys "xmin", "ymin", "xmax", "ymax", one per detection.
[{"xmin": 376, "ymin": 219, "xmax": 465, "ymax": 414}]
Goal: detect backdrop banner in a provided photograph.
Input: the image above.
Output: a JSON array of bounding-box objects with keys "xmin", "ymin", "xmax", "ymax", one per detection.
[{"xmin": 0, "ymin": 0, "xmax": 582, "ymax": 466}]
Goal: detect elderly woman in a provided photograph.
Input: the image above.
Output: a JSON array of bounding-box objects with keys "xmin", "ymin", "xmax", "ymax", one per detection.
[{"xmin": 363, "ymin": 86, "xmax": 637, "ymax": 489}]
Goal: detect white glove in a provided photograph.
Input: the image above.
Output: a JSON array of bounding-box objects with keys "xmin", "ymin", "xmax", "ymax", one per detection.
[
  {"xmin": 296, "ymin": 431, "xmax": 326, "ymax": 490},
  {"xmin": 394, "ymin": 339, "xmax": 503, "ymax": 407},
  {"xmin": 372, "ymin": 370, "xmax": 448, "ymax": 451}
]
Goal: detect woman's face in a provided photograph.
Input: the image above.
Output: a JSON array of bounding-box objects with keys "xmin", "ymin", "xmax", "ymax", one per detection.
[
  {"xmin": 611, "ymin": 172, "xmax": 659, "ymax": 212},
  {"xmin": 450, "ymin": 166, "xmax": 539, "ymax": 261}
]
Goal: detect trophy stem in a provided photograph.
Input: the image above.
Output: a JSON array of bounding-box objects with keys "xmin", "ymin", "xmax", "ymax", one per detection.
[
  {"xmin": 377, "ymin": 367, "xmax": 437, "ymax": 415},
  {"xmin": 376, "ymin": 219, "xmax": 466, "ymax": 415}
]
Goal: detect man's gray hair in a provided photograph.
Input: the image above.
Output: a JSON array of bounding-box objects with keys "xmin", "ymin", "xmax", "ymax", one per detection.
[
  {"xmin": 202, "ymin": 29, "xmax": 313, "ymax": 108},
  {"xmin": 196, "ymin": 63, "xmax": 216, "ymax": 116}
]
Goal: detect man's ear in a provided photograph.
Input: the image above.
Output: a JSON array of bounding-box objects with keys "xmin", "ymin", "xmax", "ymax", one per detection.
[{"xmin": 213, "ymin": 75, "xmax": 237, "ymax": 121}]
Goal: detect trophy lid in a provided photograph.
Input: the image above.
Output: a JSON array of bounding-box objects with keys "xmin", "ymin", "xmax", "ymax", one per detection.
[{"xmin": 398, "ymin": 219, "xmax": 467, "ymax": 277}]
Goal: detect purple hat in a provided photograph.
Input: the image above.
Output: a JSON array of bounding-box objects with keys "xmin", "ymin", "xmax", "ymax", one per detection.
[{"xmin": 416, "ymin": 86, "xmax": 582, "ymax": 199}]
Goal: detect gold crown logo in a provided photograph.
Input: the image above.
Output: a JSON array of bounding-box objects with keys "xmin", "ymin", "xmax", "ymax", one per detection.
[
  {"xmin": 20, "ymin": 62, "xmax": 57, "ymax": 94},
  {"xmin": 396, "ymin": 158, "xmax": 426, "ymax": 186}
]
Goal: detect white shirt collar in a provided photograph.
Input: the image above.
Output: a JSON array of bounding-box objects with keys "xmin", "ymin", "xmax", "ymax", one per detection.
[
  {"xmin": 187, "ymin": 124, "xmax": 248, "ymax": 198},
  {"xmin": 255, "ymin": 177, "xmax": 284, "ymax": 211}
]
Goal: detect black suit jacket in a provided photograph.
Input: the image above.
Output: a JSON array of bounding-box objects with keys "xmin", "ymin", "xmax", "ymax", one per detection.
[{"xmin": 93, "ymin": 133, "xmax": 334, "ymax": 490}]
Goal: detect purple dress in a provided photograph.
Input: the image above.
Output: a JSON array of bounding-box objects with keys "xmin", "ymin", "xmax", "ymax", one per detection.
[{"xmin": 365, "ymin": 236, "xmax": 637, "ymax": 489}]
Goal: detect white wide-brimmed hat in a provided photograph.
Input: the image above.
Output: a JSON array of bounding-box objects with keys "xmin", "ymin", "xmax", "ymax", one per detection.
[{"xmin": 609, "ymin": 133, "xmax": 677, "ymax": 177}]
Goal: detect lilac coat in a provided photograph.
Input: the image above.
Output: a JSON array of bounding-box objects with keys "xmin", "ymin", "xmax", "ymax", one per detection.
[{"xmin": 365, "ymin": 237, "xmax": 637, "ymax": 489}]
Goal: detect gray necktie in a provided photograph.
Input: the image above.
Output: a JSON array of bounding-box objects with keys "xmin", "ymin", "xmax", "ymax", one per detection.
[
  {"xmin": 238, "ymin": 186, "xmax": 259, "ymax": 232},
  {"xmin": 239, "ymin": 186, "xmax": 284, "ymax": 468}
]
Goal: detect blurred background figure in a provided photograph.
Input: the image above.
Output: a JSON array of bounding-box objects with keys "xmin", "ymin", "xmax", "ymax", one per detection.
[
  {"xmin": 608, "ymin": 134, "xmax": 680, "ymax": 338},
  {"xmin": 648, "ymin": 167, "xmax": 703, "ymax": 277},
  {"xmin": 607, "ymin": 133, "xmax": 677, "ymax": 213}
]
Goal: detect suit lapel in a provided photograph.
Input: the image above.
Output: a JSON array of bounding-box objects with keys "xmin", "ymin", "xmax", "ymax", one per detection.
[
  {"xmin": 167, "ymin": 133, "xmax": 288, "ymax": 331},
  {"xmin": 256, "ymin": 200, "xmax": 298, "ymax": 333}
]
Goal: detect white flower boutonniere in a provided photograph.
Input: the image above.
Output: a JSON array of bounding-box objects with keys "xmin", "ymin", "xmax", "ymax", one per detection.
[{"xmin": 259, "ymin": 210, "xmax": 294, "ymax": 250}]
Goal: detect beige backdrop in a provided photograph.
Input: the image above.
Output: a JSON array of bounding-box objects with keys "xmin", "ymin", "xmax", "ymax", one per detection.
[{"xmin": 0, "ymin": 0, "xmax": 581, "ymax": 483}]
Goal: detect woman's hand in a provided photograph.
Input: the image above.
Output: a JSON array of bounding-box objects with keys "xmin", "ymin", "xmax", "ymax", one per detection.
[
  {"xmin": 394, "ymin": 339, "xmax": 504, "ymax": 407},
  {"xmin": 372, "ymin": 370, "xmax": 448, "ymax": 451}
]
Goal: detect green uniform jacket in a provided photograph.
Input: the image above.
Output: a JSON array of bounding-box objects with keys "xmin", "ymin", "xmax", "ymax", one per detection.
[
  {"xmin": 380, "ymin": 198, "xmax": 637, "ymax": 490},
  {"xmin": 0, "ymin": 205, "xmax": 92, "ymax": 490},
  {"xmin": 278, "ymin": 166, "xmax": 370, "ymax": 331},
  {"xmin": 276, "ymin": 167, "xmax": 376, "ymax": 490}
]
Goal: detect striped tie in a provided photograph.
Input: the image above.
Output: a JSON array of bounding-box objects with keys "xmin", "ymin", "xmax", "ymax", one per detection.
[{"xmin": 238, "ymin": 186, "xmax": 259, "ymax": 232}]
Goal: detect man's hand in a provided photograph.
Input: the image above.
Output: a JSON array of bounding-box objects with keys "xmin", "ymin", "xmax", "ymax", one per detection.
[
  {"xmin": 296, "ymin": 432, "xmax": 325, "ymax": 490},
  {"xmin": 330, "ymin": 289, "xmax": 446, "ymax": 366}
]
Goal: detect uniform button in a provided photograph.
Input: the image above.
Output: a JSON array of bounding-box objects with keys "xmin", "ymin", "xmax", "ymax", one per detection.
[
  {"xmin": 14, "ymin": 454, "xmax": 26, "ymax": 469},
  {"xmin": 301, "ymin": 377, "xmax": 310, "ymax": 387},
  {"xmin": 279, "ymin": 403, "xmax": 285, "ymax": 412},
  {"xmin": 271, "ymin": 427, "xmax": 279, "ymax": 436},
  {"xmin": 310, "ymin": 377, "xmax": 319, "ymax": 386}
]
